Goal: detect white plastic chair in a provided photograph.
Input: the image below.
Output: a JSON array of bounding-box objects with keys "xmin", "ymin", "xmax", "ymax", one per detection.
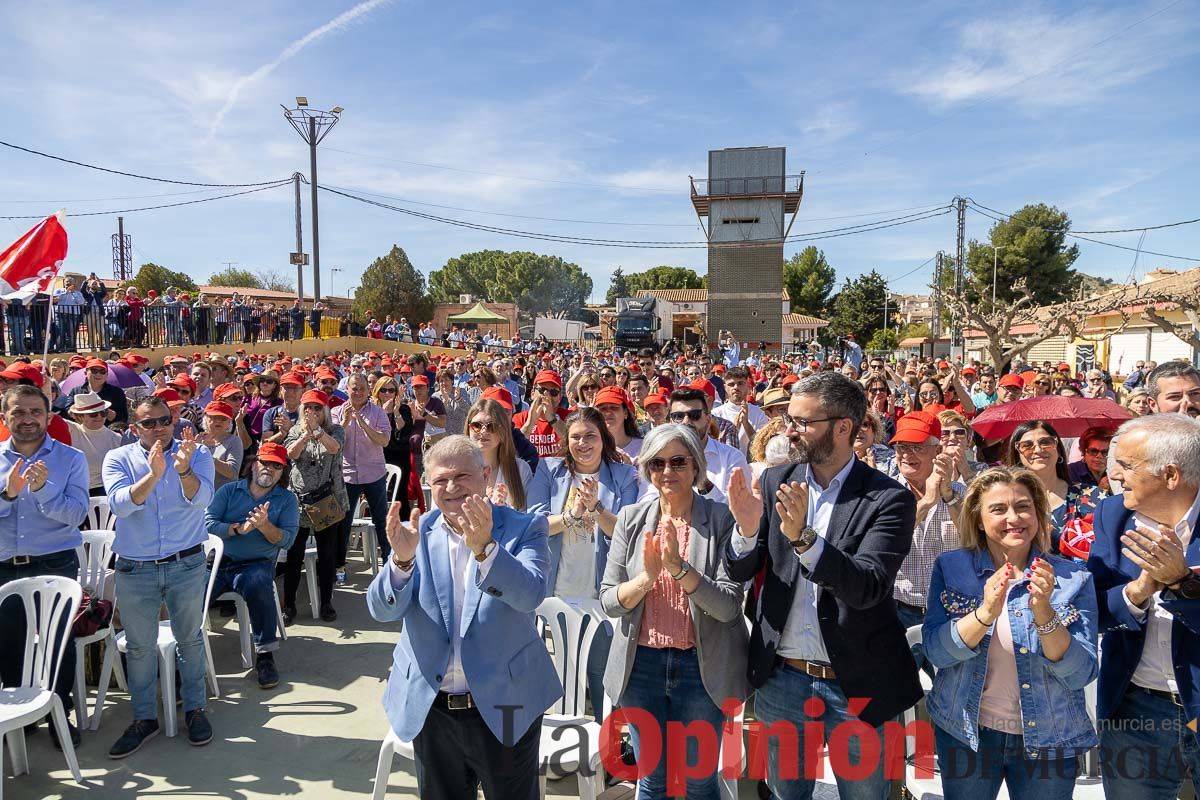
[
  {"xmin": 93, "ymin": 535, "xmax": 224, "ymax": 736},
  {"xmin": 73, "ymin": 529, "xmax": 126, "ymax": 729},
  {"xmin": 276, "ymin": 547, "xmax": 320, "ymax": 620},
  {"xmin": 83, "ymin": 496, "xmax": 115, "ymax": 532},
  {"xmin": 0, "ymin": 576, "xmax": 83, "ymax": 799},
  {"xmin": 353, "ymin": 464, "xmax": 404, "ymax": 576},
  {"xmin": 213, "ymin": 580, "xmax": 288, "ymax": 670},
  {"xmin": 370, "ymin": 598, "xmax": 609, "ymax": 800}
]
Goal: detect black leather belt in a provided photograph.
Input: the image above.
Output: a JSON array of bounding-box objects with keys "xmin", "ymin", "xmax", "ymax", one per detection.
[
  {"xmin": 0, "ymin": 550, "xmax": 74, "ymax": 567},
  {"xmin": 435, "ymin": 691, "xmax": 475, "ymax": 711},
  {"xmin": 1136, "ymin": 685, "xmax": 1183, "ymax": 707},
  {"xmin": 898, "ymin": 601, "xmax": 927, "ymax": 615},
  {"xmin": 138, "ymin": 544, "xmax": 204, "ymax": 564}
]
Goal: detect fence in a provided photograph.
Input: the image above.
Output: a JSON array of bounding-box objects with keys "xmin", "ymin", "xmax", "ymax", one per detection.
[{"xmin": 3, "ymin": 304, "xmax": 357, "ymax": 355}]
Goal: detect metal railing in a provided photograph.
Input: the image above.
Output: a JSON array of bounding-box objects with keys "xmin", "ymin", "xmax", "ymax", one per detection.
[
  {"xmin": 4, "ymin": 304, "xmax": 360, "ymax": 355},
  {"xmin": 690, "ymin": 174, "xmax": 804, "ymax": 197}
]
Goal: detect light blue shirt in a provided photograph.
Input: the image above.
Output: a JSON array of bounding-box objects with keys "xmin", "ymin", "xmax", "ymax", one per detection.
[
  {"xmin": 103, "ymin": 439, "xmax": 215, "ymax": 560},
  {"xmin": 730, "ymin": 454, "xmax": 857, "ymax": 664},
  {"xmin": 205, "ymin": 479, "xmax": 301, "ymax": 562},
  {"xmin": 0, "ymin": 434, "xmax": 88, "ymax": 560}
]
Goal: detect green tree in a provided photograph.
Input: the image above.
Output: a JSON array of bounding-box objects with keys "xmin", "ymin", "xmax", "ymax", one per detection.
[
  {"xmin": 783, "ymin": 246, "xmax": 836, "ymax": 317},
  {"xmin": 624, "ymin": 266, "xmax": 706, "ymax": 294},
  {"xmin": 867, "ymin": 329, "xmax": 899, "ymax": 352},
  {"xmin": 828, "ymin": 270, "xmax": 887, "ymax": 342},
  {"xmin": 897, "ymin": 322, "xmax": 931, "ymax": 342},
  {"xmin": 129, "ymin": 263, "xmax": 198, "ymax": 296},
  {"xmin": 605, "ymin": 267, "xmax": 630, "ymax": 306},
  {"xmin": 965, "ymin": 203, "xmax": 1080, "ymax": 308},
  {"xmin": 352, "ymin": 245, "xmax": 433, "ymax": 323},
  {"xmin": 429, "ymin": 250, "xmax": 593, "ymax": 319},
  {"xmin": 208, "ymin": 267, "xmax": 264, "ymax": 289}
]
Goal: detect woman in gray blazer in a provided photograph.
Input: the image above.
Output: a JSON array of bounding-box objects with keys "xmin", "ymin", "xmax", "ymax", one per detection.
[{"xmin": 599, "ymin": 423, "xmax": 748, "ymax": 800}]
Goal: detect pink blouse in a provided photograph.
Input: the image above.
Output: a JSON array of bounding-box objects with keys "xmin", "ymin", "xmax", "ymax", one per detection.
[{"xmin": 637, "ymin": 517, "xmax": 696, "ymax": 650}]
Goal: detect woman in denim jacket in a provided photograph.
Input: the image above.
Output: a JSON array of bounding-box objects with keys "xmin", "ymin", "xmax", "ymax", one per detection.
[{"xmin": 924, "ymin": 466, "xmax": 1098, "ymax": 800}]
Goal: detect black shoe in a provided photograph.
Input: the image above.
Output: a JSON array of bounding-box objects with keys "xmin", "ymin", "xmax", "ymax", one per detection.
[
  {"xmin": 109, "ymin": 719, "xmax": 160, "ymax": 759},
  {"xmin": 320, "ymin": 604, "xmax": 337, "ymax": 622},
  {"xmin": 185, "ymin": 708, "xmax": 213, "ymax": 747},
  {"xmin": 282, "ymin": 606, "xmax": 297, "ymax": 627},
  {"xmin": 256, "ymin": 655, "xmax": 279, "ymax": 690},
  {"xmin": 217, "ymin": 601, "xmax": 237, "ymax": 617},
  {"xmin": 50, "ymin": 719, "xmax": 81, "ymax": 751}
]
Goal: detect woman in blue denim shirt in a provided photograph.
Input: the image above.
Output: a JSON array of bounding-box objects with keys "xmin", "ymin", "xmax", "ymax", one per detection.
[{"xmin": 924, "ymin": 466, "xmax": 1098, "ymax": 800}]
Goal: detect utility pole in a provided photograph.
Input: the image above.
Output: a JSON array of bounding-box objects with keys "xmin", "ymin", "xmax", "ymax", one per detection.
[
  {"xmin": 953, "ymin": 197, "xmax": 967, "ymax": 354},
  {"xmin": 293, "ymin": 172, "xmax": 304, "ymax": 302},
  {"xmin": 111, "ymin": 216, "xmax": 132, "ymax": 282},
  {"xmin": 989, "ymin": 244, "xmax": 1006, "ymax": 308},
  {"xmin": 222, "ymin": 262, "xmax": 237, "ymax": 272},
  {"xmin": 932, "ymin": 251, "xmax": 943, "ymax": 339},
  {"xmin": 283, "ymin": 98, "xmax": 342, "ymax": 306}
]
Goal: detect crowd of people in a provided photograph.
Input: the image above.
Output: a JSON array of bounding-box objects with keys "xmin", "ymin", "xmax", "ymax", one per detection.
[{"xmin": 4, "ymin": 334, "xmax": 1200, "ymax": 800}]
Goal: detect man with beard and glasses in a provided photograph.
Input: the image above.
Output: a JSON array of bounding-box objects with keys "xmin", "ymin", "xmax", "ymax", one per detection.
[
  {"xmin": 0, "ymin": 385, "xmax": 89, "ymax": 750},
  {"xmin": 725, "ymin": 372, "xmax": 920, "ymax": 800},
  {"xmin": 204, "ymin": 442, "xmax": 300, "ymax": 689},
  {"xmin": 1147, "ymin": 361, "xmax": 1200, "ymax": 418}
]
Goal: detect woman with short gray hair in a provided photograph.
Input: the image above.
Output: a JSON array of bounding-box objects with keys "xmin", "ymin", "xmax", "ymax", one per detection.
[{"xmin": 599, "ymin": 422, "xmax": 746, "ymax": 799}]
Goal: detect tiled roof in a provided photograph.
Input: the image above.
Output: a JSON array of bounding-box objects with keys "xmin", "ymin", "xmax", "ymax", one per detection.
[
  {"xmin": 782, "ymin": 313, "xmax": 828, "ymax": 326},
  {"xmin": 636, "ymin": 288, "xmax": 791, "ymax": 302}
]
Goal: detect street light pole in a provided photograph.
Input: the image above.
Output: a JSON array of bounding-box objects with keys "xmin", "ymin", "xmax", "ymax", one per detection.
[
  {"xmin": 331, "ymin": 267, "xmax": 343, "ymax": 297},
  {"xmin": 990, "ymin": 244, "xmax": 1006, "ymax": 308},
  {"xmin": 283, "ymin": 98, "xmax": 342, "ymax": 306}
]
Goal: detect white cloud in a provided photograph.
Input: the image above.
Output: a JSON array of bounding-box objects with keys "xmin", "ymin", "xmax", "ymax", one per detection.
[
  {"xmin": 801, "ymin": 102, "xmax": 860, "ymax": 147},
  {"xmin": 901, "ymin": 5, "xmax": 1199, "ymax": 109}
]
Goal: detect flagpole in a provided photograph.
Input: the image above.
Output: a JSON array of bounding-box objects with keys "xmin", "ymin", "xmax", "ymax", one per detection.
[{"xmin": 41, "ymin": 293, "xmax": 56, "ymax": 373}]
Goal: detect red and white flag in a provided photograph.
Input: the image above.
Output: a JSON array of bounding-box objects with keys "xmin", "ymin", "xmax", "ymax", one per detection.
[{"xmin": 0, "ymin": 210, "xmax": 68, "ymax": 300}]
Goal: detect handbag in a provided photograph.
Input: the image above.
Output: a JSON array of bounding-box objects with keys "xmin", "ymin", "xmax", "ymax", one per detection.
[
  {"xmin": 73, "ymin": 589, "xmax": 115, "ymax": 638},
  {"xmin": 299, "ymin": 482, "xmax": 344, "ymax": 531}
]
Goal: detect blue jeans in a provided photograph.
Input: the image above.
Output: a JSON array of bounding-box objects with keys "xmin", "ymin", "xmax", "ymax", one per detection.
[
  {"xmin": 337, "ymin": 477, "xmax": 390, "ymax": 568},
  {"xmin": 935, "ymin": 724, "xmax": 1077, "ymax": 800},
  {"xmin": 209, "ymin": 558, "xmax": 280, "ymax": 654},
  {"xmin": 1101, "ymin": 685, "xmax": 1200, "ymax": 800},
  {"xmin": 618, "ymin": 646, "xmax": 725, "ymax": 800},
  {"xmin": 114, "ymin": 550, "xmax": 209, "ymax": 720},
  {"xmin": 895, "ymin": 602, "xmax": 930, "ymax": 676},
  {"xmin": 9, "ymin": 313, "xmax": 27, "ymax": 354},
  {"xmin": 753, "ymin": 664, "xmax": 889, "ymax": 800}
]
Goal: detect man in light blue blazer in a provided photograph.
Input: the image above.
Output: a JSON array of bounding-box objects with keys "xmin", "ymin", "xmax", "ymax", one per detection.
[{"xmin": 367, "ymin": 435, "xmax": 561, "ymax": 800}]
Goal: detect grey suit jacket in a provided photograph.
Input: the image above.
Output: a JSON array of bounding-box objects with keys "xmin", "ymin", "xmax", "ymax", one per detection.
[{"xmin": 599, "ymin": 493, "xmax": 748, "ymax": 708}]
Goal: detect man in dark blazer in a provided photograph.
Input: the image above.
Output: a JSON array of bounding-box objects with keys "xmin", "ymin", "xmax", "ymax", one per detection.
[
  {"xmin": 1088, "ymin": 413, "xmax": 1200, "ymax": 800},
  {"xmin": 727, "ymin": 371, "xmax": 921, "ymax": 800}
]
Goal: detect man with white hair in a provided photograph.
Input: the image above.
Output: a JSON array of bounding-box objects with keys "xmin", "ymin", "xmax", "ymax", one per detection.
[
  {"xmin": 1089, "ymin": 414, "xmax": 1200, "ymax": 799},
  {"xmin": 1083, "ymin": 369, "xmax": 1117, "ymax": 401},
  {"xmin": 367, "ymin": 436, "xmax": 559, "ymax": 799}
]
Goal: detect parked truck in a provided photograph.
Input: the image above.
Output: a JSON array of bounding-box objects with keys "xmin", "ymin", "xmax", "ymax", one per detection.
[
  {"xmin": 613, "ymin": 297, "xmax": 660, "ymax": 351},
  {"xmin": 533, "ymin": 316, "xmax": 587, "ymax": 343}
]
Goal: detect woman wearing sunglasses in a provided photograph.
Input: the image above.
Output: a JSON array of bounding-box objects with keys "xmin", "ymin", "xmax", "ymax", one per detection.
[
  {"xmin": 1005, "ymin": 420, "xmax": 1107, "ymax": 554},
  {"xmin": 373, "ymin": 375, "xmax": 414, "ymax": 520},
  {"xmin": 244, "ymin": 371, "xmax": 283, "ymax": 446},
  {"xmin": 66, "ymin": 391, "xmax": 122, "ymax": 496},
  {"xmin": 466, "ymin": 398, "xmax": 533, "ymax": 510},
  {"xmin": 598, "ymin": 423, "xmax": 746, "ymax": 800}
]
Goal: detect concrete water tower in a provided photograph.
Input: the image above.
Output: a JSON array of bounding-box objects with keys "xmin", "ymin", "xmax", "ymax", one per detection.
[{"xmin": 690, "ymin": 147, "xmax": 804, "ymax": 352}]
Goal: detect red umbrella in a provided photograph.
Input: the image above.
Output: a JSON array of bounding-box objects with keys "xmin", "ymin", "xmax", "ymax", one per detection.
[{"xmin": 971, "ymin": 396, "xmax": 1133, "ymax": 440}]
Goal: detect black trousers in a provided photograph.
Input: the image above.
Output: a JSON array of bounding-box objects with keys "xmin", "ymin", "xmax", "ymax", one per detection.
[
  {"xmin": 282, "ymin": 526, "xmax": 337, "ymax": 609},
  {"xmin": 412, "ymin": 700, "xmax": 541, "ymax": 800},
  {"xmin": 0, "ymin": 549, "xmax": 80, "ymax": 713}
]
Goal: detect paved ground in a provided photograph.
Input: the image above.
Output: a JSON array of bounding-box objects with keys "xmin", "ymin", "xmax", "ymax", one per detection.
[{"xmin": 7, "ymin": 557, "xmax": 801, "ymax": 800}]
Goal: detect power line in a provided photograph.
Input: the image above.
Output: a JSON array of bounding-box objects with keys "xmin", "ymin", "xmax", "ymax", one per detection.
[
  {"xmin": 0, "ymin": 180, "xmax": 293, "ymax": 220},
  {"xmin": 1070, "ymin": 216, "xmax": 1200, "ymax": 234},
  {"xmin": 0, "ymin": 139, "xmax": 294, "ymax": 188},
  {"xmin": 318, "ymin": 184, "xmax": 950, "ymax": 249},
  {"xmin": 0, "ymin": 186, "xmax": 246, "ymax": 204},
  {"xmin": 967, "ymin": 201, "xmax": 1200, "ymax": 263}
]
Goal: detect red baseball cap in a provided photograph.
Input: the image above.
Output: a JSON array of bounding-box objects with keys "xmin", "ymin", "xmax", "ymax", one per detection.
[
  {"xmin": 643, "ymin": 391, "xmax": 669, "ymax": 408},
  {"xmin": 999, "ymin": 374, "xmax": 1025, "ymax": 389},
  {"xmin": 481, "ymin": 386, "xmax": 513, "ymax": 411},
  {"xmin": 280, "ymin": 372, "xmax": 305, "ymax": 387},
  {"xmin": 170, "ymin": 375, "xmax": 197, "ymax": 394},
  {"xmin": 213, "ymin": 383, "xmax": 242, "ymax": 400},
  {"xmin": 889, "ymin": 411, "xmax": 942, "ymax": 445},
  {"xmin": 685, "ymin": 379, "xmax": 717, "ymax": 406},
  {"xmin": 411, "ymin": 375, "xmax": 430, "ymax": 387},
  {"xmin": 204, "ymin": 401, "xmax": 235, "ymax": 419},
  {"xmin": 594, "ymin": 386, "xmax": 633, "ymax": 413},
  {"xmin": 300, "ymin": 390, "xmax": 330, "ymax": 407},
  {"xmin": 257, "ymin": 442, "xmax": 289, "ymax": 466},
  {"xmin": 533, "ymin": 369, "xmax": 562, "ymax": 389},
  {"xmin": 153, "ymin": 387, "xmax": 186, "ymax": 407},
  {"xmin": 84, "ymin": 357, "xmax": 108, "ymax": 371}
]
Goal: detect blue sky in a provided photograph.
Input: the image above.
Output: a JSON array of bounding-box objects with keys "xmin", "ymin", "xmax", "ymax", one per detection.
[{"xmin": 1, "ymin": 0, "xmax": 1198, "ymax": 302}]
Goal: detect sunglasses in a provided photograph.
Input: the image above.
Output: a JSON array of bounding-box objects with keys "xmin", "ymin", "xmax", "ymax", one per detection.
[
  {"xmin": 377, "ymin": 387, "xmax": 398, "ymax": 395},
  {"xmin": 259, "ymin": 378, "xmax": 277, "ymax": 385},
  {"xmin": 646, "ymin": 455, "xmax": 694, "ymax": 473},
  {"xmin": 87, "ymin": 368, "xmax": 107, "ymax": 375},
  {"xmin": 468, "ymin": 420, "xmax": 496, "ymax": 434},
  {"xmin": 536, "ymin": 386, "xmax": 561, "ymax": 397},
  {"xmin": 136, "ymin": 415, "xmax": 173, "ymax": 429},
  {"xmin": 580, "ymin": 384, "xmax": 600, "ymax": 391},
  {"xmin": 1016, "ymin": 437, "xmax": 1057, "ymax": 453},
  {"xmin": 668, "ymin": 409, "xmax": 705, "ymax": 423},
  {"xmin": 941, "ymin": 428, "xmax": 968, "ymax": 439},
  {"xmin": 1085, "ymin": 447, "xmax": 1110, "ymax": 458}
]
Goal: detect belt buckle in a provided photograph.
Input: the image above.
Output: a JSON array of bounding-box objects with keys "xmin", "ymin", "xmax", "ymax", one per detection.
[
  {"xmin": 446, "ymin": 693, "xmax": 473, "ymax": 711},
  {"xmin": 1172, "ymin": 692, "xmax": 1183, "ymax": 707},
  {"xmin": 11, "ymin": 555, "xmax": 31, "ymax": 566}
]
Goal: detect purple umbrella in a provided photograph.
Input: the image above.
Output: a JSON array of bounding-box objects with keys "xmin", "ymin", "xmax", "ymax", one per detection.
[{"xmin": 59, "ymin": 362, "xmax": 146, "ymax": 393}]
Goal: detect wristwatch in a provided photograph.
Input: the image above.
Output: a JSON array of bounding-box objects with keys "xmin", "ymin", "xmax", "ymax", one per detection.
[
  {"xmin": 1169, "ymin": 573, "xmax": 1200, "ymax": 600},
  {"xmin": 791, "ymin": 527, "xmax": 818, "ymax": 551},
  {"xmin": 670, "ymin": 561, "xmax": 692, "ymax": 581}
]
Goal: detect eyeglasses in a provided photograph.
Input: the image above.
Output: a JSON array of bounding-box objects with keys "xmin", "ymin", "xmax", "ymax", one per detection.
[
  {"xmin": 894, "ymin": 442, "xmax": 934, "ymax": 456},
  {"xmin": 646, "ymin": 455, "xmax": 694, "ymax": 473},
  {"xmin": 377, "ymin": 387, "xmax": 398, "ymax": 395},
  {"xmin": 1016, "ymin": 437, "xmax": 1057, "ymax": 453},
  {"xmin": 941, "ymin": 428, "xmax": 969, "ymax": 439},
  {"xmin": 869, "ymin": 363, "xmax": 884, "ymax": 369},
  {"xmin": 668, "ymin": 409, "xmax": 706, "ymax": 423},
  {"xmin": 1085, "ymin": 447, "xmax": 1110, "ymax": 458},
  {"xmin": 87, "ymin": 368, "xmax": 107, "ymax": 375},
  {"xmin": 135, "ymin": 415, "xmax": 172, "ymax": 429},
  {"xmin": 580, "ymin": 384, "xmax": 600, "ymax": 391},
  {"xmin": 867, "ymin": 387, "xmax": 890, "ymax": 395},
  {"xmin": 259, "ymin": 378, "xmax": 277, "ymax": 385},
  {"xmin": 782, "ymin": 415, "xmax": 842, "ymax": 431},
  {"xmin": 536, "ymin": 386, "xmax": 562, "ymax": 397},
  {"xmin": 468, "ymin": 420, "xmax": 496, "ymax": 434}
]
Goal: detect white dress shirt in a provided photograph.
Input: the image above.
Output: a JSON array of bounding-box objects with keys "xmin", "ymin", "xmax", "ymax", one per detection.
[
  {"xmin": 731, "ymin": 455, "xmax": 857, "ymax": 664},
  {"xmin": 711, "ymin": 401, "xmax": 769, "ymax": 455},
  {"xmin": 1124, "ymin": 490, "xmax": 1200, "ymax": 693},
  {"xmin": 389, "ymin": 515, "xmax": 500, "ymax": 694}
]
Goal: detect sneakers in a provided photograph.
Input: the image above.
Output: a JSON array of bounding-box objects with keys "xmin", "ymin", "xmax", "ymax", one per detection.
[
  {"xmin": 185, "ymin": 708, "xmax": 213, "ymax": 746},
  {"xmin": 109, "ymin": 719, "xmax": 160, "ymax": 759},
  {"xmin": 256, "ymin": 655, "xmax": 280, "ymax": 690},
  {"xmin": 320, "ymin": 603, "xmax": 338, "ymax": 622},
  {"xmin": 335, "ymin": 567, "xmax": 347, "ymax": 586}
]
